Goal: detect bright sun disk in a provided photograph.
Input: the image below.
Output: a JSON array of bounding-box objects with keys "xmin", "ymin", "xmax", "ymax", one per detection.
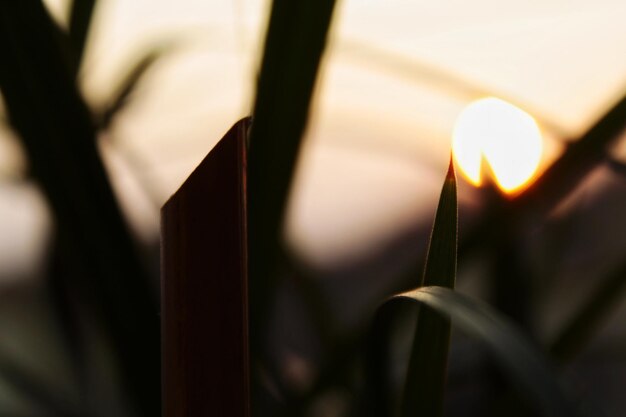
[{"xmin": 452, "ymin": 97, "xmax": 543, "ymax": 194}]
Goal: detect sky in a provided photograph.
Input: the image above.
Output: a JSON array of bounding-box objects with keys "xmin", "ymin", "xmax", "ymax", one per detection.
[{"xmin": 1, "ymin": 0, "xmax": 626, "ymax": 275}]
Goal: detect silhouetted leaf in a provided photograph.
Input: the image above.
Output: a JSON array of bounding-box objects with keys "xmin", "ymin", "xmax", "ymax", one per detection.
[
  {"xmin": 550, "ymin": 262, "xmax": 626, "ymax": 363},
  {"xmin": 247, "ymin": 0, "xmax": 337, "ymax": 360},
  {"xmin": 98, "ymin": 44, "xmax": 177, "ymax": 130},
  {"xmin": 400, "ymin": 158, "xmax": 457, "ymax": 417},
  {"xmin": 68, "ymin": 0, "xmax": 97, "ymax": 75},
  {"xmin": 367, "ymin": 286, "xmax": 579, "ymax": 417},
  {"xmin": 0, "ymin": 356, "xmax": 80, "ymax": 417},
  {"xmin": 0, "ymin": 3, "xmax": 159, "ymax": 415},
  {"xmin": 607, "ymin": 156, "xmax": 626, "ymax": 177}
]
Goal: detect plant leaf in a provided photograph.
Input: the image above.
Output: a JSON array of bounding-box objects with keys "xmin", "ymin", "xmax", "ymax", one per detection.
[
  {"xmin": 550, "ymin": 262, "xmax": 626, "ymax": 363},
  {"xmin": 421, "ymin": 157, "xmax": 458, "ymax": 288},
  {"xmin": 98, "ymin": 44, "xmax": 175, "ymax": 130},
  {"xmin": 68, "ymin": 0, "xmax": 97, "ymax": 76},
  {"xmin": 0, "ymin": 355, "xmax": 80, "ymax": 417},
  {"xmin": 400, "ymin": 158, "xmax": 457, "ymax": 417},
  {"xmin": 0, "ymin": 3, "xmax": 159, "ymax": 415},
  {"xmin": 246, "ymin": 0, "xmax": 337, "ymax": 356},
  {"xmin": 367, "ymin": 286, "xmax": 579, "ymax": 417}
]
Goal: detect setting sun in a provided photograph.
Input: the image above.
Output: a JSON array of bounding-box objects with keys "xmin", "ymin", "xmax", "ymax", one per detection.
[{"xmin": 452, "ymin": 97, "xmax": 543, "ymax": 194}]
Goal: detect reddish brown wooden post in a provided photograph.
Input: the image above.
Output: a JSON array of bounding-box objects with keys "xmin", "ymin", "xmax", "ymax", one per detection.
[{"xmin": 161, "ymin": 118, "xmax": 250, "ymax": 417}]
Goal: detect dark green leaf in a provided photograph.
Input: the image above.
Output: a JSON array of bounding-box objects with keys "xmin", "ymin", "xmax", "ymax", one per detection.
[
  {"xmin": 0, "ymin": 3, "xmax": 159, "ymax": 415},
  {"xmin": 98, "ymin": 45, "xmax": 175, "ymax": 130},
  {"xmin": 368, "ymin": 286, "xmax": 579, "ymax": 417},
  {"xmin": 401, "ymin": 158, "xmax": 457, "ymax": 417},
  {"xmin": 0, "ymin": 355, "xmax": 80, "ymax": 417},
  {"xmin": 550, "ymin": 262, "xmax": 626, "ymax": 363},
  {"xmin": 246, "ymin": 0, "xmax": 337, "ymax": 354},
  {"xmin": 421, "ymin": 157, "xmax": 458, "ymax": 288},
  {"xmin": 68, "ymin": 0, "xmax": 97, "ymax": 75},
  {"xmin": 607, "ymin": 156, "xmax": 626, "ymax": 177}
]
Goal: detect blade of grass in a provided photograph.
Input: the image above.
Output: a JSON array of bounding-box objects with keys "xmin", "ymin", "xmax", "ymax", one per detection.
[
  {"xmin": 0, "ymin": 354, "xmax": 82, "ymax": 417},
  {"xmin": 0, "ymin": 2, "xmax": 159, "ymax": 415},
  {"xmin": 393, "ymin": 90, "xmax": 626, "ymax": 297},
  {"xmin": 68, "ymin": 0, "xmax": 97, "ymax": 76},
  {"xmin": 368, "ymin": 286, "xmax": 579, "ymax": 417},
  {"xmin": 281, "ymin": 161, "xmax": 456, "ymax": 415},
  {"xmin": 550, "ymin": 262, "xmax": 626, "ymax": 363},
  {"xmin": 98, "ymin": 44, "xmax": 177, "ymax": 130},
  {"xmin": 247, "ymin": 0, "xmax": 337, "ymax": 367},
  {"xmin": 607, "ymin": 156, "xmax": 626, "ymax": 176},
  {"xmin": 421, "ymin": 158, "xmax": 458, "ymax": 288},
  {"xmin": 400, "ymin": 158, "xmax": 457, "ymax": 417},
  {"xmin": 45, "ymin": 250, "xmax": 89, "ymax": 414},
  {"xmin": 390, "ymin": 90, "xmax": 626, "ymax": 368},
  {"xmin": 337, "ymin": 39, "xmax": 568, "ymax": 138}
]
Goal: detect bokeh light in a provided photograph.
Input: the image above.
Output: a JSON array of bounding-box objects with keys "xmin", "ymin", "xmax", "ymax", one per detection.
[{"xmin": 452, "ymin": 97, "xmax": 543, "ymax": 194}]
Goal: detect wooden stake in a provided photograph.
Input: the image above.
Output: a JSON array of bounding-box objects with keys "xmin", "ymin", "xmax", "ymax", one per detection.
[{"xmin": 161, "ymin": 118, "xmax": 250, "ymax": 417}]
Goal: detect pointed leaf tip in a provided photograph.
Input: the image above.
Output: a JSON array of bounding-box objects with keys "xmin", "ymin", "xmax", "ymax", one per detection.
[
  {"xmin": 399, "ymin": 155, "xmax": 459, "ymax": 417},
  {"xmin": 447, "ymin": 154, "xmax": 456, "ymax": 180}
]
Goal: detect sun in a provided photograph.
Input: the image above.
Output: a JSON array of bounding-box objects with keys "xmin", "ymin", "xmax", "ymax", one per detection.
[{"xmin": 452, "ymin": 97, "xmax": 543, "ymax": 194}]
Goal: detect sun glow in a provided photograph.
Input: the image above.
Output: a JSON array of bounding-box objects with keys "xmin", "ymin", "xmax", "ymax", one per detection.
[{"xmin": 452, "ymin": 98, "xmax": 543, "ymax": 194}]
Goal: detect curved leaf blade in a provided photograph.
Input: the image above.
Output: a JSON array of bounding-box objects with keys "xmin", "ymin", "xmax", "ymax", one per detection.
[
  {"xmin": 0, "ymin": 3, "xmax": 160, "ymax": 414},
  {"xmin": 550, "ymin": 262, "xmax": 626, "ymax": 363},
  {"xmin": 247, "ymin": 0, "xmax": 337, "ymax": 354},
  {"xmin": 68, "ymin": 0, "xmax": 97, "ymax": 75},
  {"xmin": 401, "ymin": 158, "xmax": 457, "ymax": 417},
  {"xmin": 368, "ymin": 286, "xmax": 579, "ymax": 417},
  {"xmin": 421, "ymin": 157, "xmax": 458, "ymax": 288},
  {"xmin": 98, "ymin": 44, "xmax": 176, "ymax": 130}
]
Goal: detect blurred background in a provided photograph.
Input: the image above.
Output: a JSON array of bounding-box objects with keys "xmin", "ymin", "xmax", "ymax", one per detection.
[{"xmin": 1, "ymin": 0, "xmax": 625, "ymax": 415}]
